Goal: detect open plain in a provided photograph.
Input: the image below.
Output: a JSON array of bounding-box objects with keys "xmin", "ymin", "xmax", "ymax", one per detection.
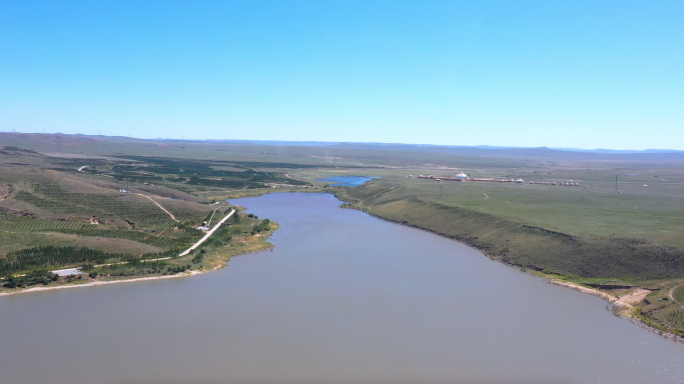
[{"xmin": 1, "ymin": 133, "xmax": 684, "ymax": 336}]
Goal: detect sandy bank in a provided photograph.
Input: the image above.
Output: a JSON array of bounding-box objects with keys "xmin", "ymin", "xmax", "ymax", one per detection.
[
  {"xmin": 551, "ymin": 281, "xmax": 655, "ymax": 310},
  {"xmin": 0, "ymin": 268, "xmax": 212, "ymax": 297},
  {"xmin": 551, "ymin": 281, "xmax": 626, "ymax": 306}
]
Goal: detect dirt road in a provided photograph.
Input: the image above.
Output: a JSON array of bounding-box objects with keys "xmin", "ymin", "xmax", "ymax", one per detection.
[
  {"xmin": 135, "ymin": 193, "xmax": 179, "ymax": 222},
  {"xmin": 670, "ymin": 283, "xmax": 684, "ymax": 309},
  {"xmin": 178, "ymin": 209, "xmax": 235, "ymax": 257}
]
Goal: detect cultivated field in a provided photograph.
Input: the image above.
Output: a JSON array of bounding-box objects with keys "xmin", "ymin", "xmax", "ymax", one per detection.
[
  {"xmin": 0, "ymin": 137, "xmax": 282, "ymax": 289},
  {"xmin": 1, "ymin": 133, "xmax": 684, "ymax": 336}
]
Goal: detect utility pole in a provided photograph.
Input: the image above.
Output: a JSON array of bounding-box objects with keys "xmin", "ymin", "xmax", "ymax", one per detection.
[
  {"xmin": 583, "ymin": 185, "xmax": 586, "ymax": 199},
  {"xmin": 439, "ymin": 183, "xmax": 443, "ymax": 199},
  {"xmin": 615, "ymin": 175, "xmax": 618, "ymax": 193}
]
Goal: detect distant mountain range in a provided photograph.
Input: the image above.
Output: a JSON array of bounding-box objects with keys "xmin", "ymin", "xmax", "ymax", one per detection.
[
  {"xmin": 212, "ymin": 139, "xmax": 684, "ymax": 154},
  {"xmin": 4, "ymin": 132, "xmax": 683, "ymax": 156},
  {"xmin": 552, "ymin": 147, "xmax": 684, "ymax": 154}
]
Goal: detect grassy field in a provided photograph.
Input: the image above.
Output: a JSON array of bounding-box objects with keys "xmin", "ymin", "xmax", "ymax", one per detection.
[
  {"xmin": 0, "ymin": 137, "xmax": 286, "ymax": 290},
  {"xmin": 333, "ymin": 175, "xmax": 684, "ymax": 336},
  {"xmin": 334, "ymin": 176, "xmax": 683, "ymax": 278},
  {"xmin": 2, "ymin": 132, "xmax": 684, "ymax": 335},
  {"xmin": 0, "ymin": 202, "xmax": 277, "ymax": 291},
  {"xmin": 332, "ymin": 171, "xmax": 684, "ymax": 246}
]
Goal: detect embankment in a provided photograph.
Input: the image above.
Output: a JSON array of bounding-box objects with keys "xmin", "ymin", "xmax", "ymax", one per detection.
[{"xmin": 336, "ymin": 186, "xmax": 684, "ymax": 280}]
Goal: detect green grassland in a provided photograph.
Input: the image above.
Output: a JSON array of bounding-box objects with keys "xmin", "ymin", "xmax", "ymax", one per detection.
[
  {"xmin": 0, "ymin": 200, "xmax": 277, "ymax": 291},
  {"xmin": 332, "ymin": 175, "xmax": 684, "ymax": 336},
  {"xmin": 2, "ymin": 133, "xmax": 684, "ymax": 335},
  {"xmin": 334, "ymin": 172, "xmax": 684, "ymax": 247},
  {"xmin": 0, "ymin": 138, "xmax": 288, "ymax": 291},
  {"xmin": 334, "ymin": 176, "xmax": 684, "ymax": 278}
]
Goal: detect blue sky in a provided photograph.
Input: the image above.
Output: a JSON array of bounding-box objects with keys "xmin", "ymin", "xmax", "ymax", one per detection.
[{"xmin": 1, "ymin": 1, "xmax": 682, "ymax": 149}]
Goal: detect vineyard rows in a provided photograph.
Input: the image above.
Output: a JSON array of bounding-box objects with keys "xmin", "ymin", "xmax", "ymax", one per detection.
[
  {"xmin": 1, "ymin": 179, "xmax": 208, "ymax": 257},
  {"xmin": 54, "ymin": 228, "xmax": 200, "ymax": 249},
  {"xmin": 0, "ymin": 212, "xmax": 89, "ymax": 231},
  {"xmin": 0, "ymin": 233, "xmax": 44, "ymax": 248},
  {"xmin": 15, "ymin": 181, "xmax": 204, "ymax": 225},
  {"xmin": 666, "ymin": 309, "xmax": 684, "ymax": 329}
]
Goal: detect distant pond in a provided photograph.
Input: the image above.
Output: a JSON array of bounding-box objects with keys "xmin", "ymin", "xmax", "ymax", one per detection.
[{"xmin": 316, "ymin": 175, "xmax": 378, "ymax": 186}]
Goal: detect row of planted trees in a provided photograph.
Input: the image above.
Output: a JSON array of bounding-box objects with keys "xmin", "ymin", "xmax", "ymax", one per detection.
[
  {"xmin": 0, "ymin": 245, "xmax": 185, "ymax": 278},
  {"xmin": 0, "ymin": 208, "xmax": 272, "ymax": 289}
]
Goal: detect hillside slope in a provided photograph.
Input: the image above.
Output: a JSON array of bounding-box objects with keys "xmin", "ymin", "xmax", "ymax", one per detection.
[{"xmin": 336, "ymin": 178, "xmax": 684, "ymax": 279}]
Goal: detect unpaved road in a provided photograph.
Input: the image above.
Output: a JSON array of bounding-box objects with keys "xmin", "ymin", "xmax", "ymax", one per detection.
[
  {"xmin": 135, "ymin": 193, "xmax": 179, "ymax": 222},
  {"xmin": 74, "ymin": 168, "xmax": 179, "ymax": 222},
  {"xmin": 179, "ymin": 209, "xmax": 235, "ymax": 257},
  {"xmin": 669, "ymin": 283, "xmax": 684, "ymax": 309}
]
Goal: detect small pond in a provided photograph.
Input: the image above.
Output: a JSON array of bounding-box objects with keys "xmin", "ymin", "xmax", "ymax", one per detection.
[{"xmin": 316, "ymin": 175, "xmax": 377, "ymax": 186}]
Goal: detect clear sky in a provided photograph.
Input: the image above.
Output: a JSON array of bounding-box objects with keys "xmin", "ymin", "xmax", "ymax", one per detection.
[{"xmin": 1, "ymin": 1, "xmax": 682, "ymax": 149}]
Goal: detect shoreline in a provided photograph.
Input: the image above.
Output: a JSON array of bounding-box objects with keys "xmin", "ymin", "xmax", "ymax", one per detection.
[
  {"xmin": 0, "ymin": 268, "xmax": 211, "ymax": 297},
  {"xmin": 0, "ymin": 245, "xmax": 275, "ymax": 298},
  {"xmin": 0, "ymin": 209, "xmax": 279, "ymax": 297},
  {"xmin": 551, "ymin": 280, "xmax": 624, "ymax": 305},
  {"xmin": 551, "ymin": 280, "xmax": 684, "ymax": 343},
  {"xmin": 4, "ymin": 190, "xmax": 683, "ymax": 343},
  {"xmin": 331, "ymin": 190, "xmax": 684, "ymax": 343}
]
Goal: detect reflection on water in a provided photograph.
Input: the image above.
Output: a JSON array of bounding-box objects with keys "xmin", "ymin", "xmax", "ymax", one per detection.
[{"xmin": 1, "ymin": 193, "xmax": 683, "ymax": 384}]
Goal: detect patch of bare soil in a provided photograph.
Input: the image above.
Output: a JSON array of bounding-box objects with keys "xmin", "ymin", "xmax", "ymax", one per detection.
[
  {"xmin": 616, "ymin": 288, "xmax": 652, "ymax": 306},
  {"xmin": 0, "ymin": 206, "xmax": 37, "ymax": 218},
  {"xmin": 552, "ymin": 281, "xmax": 620, "ymax": 304},
  {"xmin": 0, "ymin": 184, "xmax": 13, "ymax": 201}
]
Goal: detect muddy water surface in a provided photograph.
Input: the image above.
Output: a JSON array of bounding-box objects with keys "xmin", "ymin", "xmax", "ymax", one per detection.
[{"xmin": 1, "ymin": 193, "xmax": 683, "ymax": 384}]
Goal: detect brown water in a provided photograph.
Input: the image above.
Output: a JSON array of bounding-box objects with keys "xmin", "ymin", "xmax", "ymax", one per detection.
[{"xmin": 1, "ymin": 193, "xmax": 683, "ymax": 384}]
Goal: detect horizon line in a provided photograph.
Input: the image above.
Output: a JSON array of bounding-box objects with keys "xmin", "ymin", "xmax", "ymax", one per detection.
[{"xmin": 1, "ymin": 130, "xmax": 682, "ymax": 153}]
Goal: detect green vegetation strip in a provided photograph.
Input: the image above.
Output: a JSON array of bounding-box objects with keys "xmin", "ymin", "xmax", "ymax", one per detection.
[
  {"xmin": 336, "ymin": 178, "xmax": 684, "ymax": 279},
  {"xmin": 0, "ymin": 246, "xmax": 137, "ymax": 276}
]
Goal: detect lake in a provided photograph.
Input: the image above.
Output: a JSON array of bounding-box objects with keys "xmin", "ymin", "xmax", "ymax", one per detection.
[
  {"xmin": 316, "ymin": 176, "xmax": 377, "ymax": 186},
  {"xmin": 1, "ymin": 193, "xmax": 683, "ymax": 384}
]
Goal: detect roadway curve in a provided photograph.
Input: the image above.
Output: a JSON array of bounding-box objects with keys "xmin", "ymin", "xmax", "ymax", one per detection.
[{"xmin": 669, "ymin": 283, "xmax": 684, "ymax": 309}]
